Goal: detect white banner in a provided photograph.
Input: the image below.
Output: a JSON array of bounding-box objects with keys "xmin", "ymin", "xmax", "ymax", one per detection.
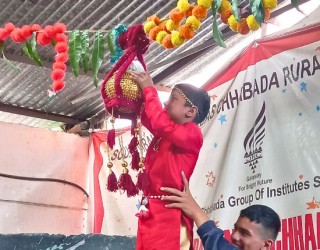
[{"xmin": 190, "ymin": 25, "xmax": 320, "ymax": 250}]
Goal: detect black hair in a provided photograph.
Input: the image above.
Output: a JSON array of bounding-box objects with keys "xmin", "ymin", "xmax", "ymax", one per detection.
[
  {"xmin": 239, "ymin": 204, "xmax": 281, "ymax": 240},
  {"xmin": 174, "ymin": 83, "xmax": 210, "ymax": 124}
]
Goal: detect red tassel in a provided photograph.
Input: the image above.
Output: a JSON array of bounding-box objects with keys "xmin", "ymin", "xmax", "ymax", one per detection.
[
  {"xmin": 107, "ymin": 128, "xmax": 115, "ymax": 149},
  {"xmin": 107, "ymin": 171, "xmax": 118, "ymax": 192},
  {"xmin": 127, "ymin": 178, "xmax": 139, "ymax": 197},
  {"xmin": 136, "ymin": 171, "xmax": 150, "ymax": 191},
  {"xmin": 118, "ymin": 171, "xmax": 139, "ymax": 197},
  {"xmin": 131, "ymin": 150, "xmax": 140, "ymax": 171},
  {"xmin": 128, "ymin": 136, "xmax": 138, "ymax": 154}
]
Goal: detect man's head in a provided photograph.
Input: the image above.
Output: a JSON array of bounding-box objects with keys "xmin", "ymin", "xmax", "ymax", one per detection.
[
  {"xmin": 164, "ymin": 83, "xmax": 210, "ymax": 124},
  {"xmin": 231, "ymin": 205, "xmax": 281, "ymax": 250}
]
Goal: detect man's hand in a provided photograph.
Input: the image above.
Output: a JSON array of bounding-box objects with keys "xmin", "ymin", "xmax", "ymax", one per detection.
[
  {"xmin": 128, "ymin": 70, "xmax": 154, "ymax": 89},
  {"xmin": 161, "ymin": 172, "xmax": 210, "ymax": 227}
]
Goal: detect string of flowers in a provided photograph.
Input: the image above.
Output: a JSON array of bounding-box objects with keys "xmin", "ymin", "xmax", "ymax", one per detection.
[
  {"xmin": 0, "ymin": 22, "xmax": 68, "ymax": 93},
  {"xmin": 143, "ymin": 0, "xmax": 278, "ymax": 49},
  {"xmin": 143, "ymin": 0, "xmax": 213, "ymax": 49},
  {"xmin": 0, "ymin": 22, "xmax": 109, "ymax": 93},
  {"xmin": 224, "ymin": 0, "xmax": 277, "ymax": 35}
]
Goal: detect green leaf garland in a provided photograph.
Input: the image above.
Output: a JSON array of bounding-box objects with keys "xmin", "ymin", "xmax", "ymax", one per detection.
[
  {"xmin": 68, "ymin": 30, "xmax": 82, "ymax": 77},
  {"xmin": 91, "ymin": 31, "xmax": 105, "ymax": 87},
  {"xmin": 22, "ymin": 33, "xmax": 43, "ymax": 66},
  {"xmin": 211, "ymin": 0, "xmax": 226, "ymax": 48},
  {"xmin": 80, "ymin": 30, "xmax": 90, "ymax": 73},
  {"xmin": 231, "ymin": 0, "xmax": 241, "ymax": 22},
  {"xmin": 251, "ymin": 0, "xmax": 265, "ymax": 25}
]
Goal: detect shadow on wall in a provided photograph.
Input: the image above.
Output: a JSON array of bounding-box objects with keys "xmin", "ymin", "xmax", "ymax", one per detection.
[{"xmin": 0, "ymin": 234, "xmax": 136, "ymax": 250}]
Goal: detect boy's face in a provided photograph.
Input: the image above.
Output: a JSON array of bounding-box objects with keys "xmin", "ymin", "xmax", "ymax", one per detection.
[
  {"xmin": 164, "ymin": 89, "xmax": 191, "ymax": 124},
  {"xmin": 231, "ymin": 217, "xmax": 273, "ymax": 250}
]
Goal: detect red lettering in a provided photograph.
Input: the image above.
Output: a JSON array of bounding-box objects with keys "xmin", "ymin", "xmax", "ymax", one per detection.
[
  {"xmin": 282, "ymin": 218, "xmax": 294, "ymax": 250},
  {"xmin": 318, "ymin": 212, "xmax": 320, "ymax": 249},
  {"xmin": 293, "ymin": 216, "xmax": 304, "ymax": 250},
  {"xmin": 305, "ymin": 213, "xmax": 317, "ymax": 249}
]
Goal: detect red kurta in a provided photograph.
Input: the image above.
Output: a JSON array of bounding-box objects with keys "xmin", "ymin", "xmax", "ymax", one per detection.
[{"xmin": 136, "ymin": 86, "xmax": 203, "ymax": 250}]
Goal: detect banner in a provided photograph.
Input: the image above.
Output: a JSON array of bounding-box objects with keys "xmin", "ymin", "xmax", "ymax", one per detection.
[
  {"xmin": 92, "ymin": 24, "xmax": 320, "ymax": 250},
  {"xmin": 190, "ymin": 24, "xmax": 320, "ymax": 250}
]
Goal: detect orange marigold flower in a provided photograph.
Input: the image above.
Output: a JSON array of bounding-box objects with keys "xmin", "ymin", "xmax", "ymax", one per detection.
[
  {"xmin": 179, "ymin": 23, "xmax": 194, "ymax": 39},
  {"xmin": 11, "ymin": 28, "xmax": 25, "ymax": 43},
  {"xmin": 53, "ymin": 23, "xmax": 67, "ymax": 34},
  {"xmin": 36, "ymin": 32, "xmax": 52, "ymax": 46},
  {"xmin": 162, "ymin": 34, "xmax": 175, "ymax": 49},
  {"xmin": 4, "ymin": 22, "xmax": 15, "ymax": 33},
  {"xmin": 55, "ymin": 33, "xmax": 68, "ymax": 43},
  {"xmin": 169, "ymin": 8, "xmax": 184, "ymax": 23},
  {"xmin": 0, "ymin": 28, "xmax": 10, "ymax": 41},
  {"xmin": 220, "ymin": 9, "xmax": 232, "ymax": 24},
  {"xmin": 51, "ymin": 68, "xmax": 65, "ymax": 81},
  {"xmin": 31, "ymin": 24, "xmax": 41, "ymax": 32},
  {"xmin": 148, "ymin": 26, "xmax": 162, "ymax": 41},
  {"xmin": 147, "ymin": 15, "xmax": 161, "ymax": 25},
  {"xmin": 55, "ymin": 52, "xmax": 69, "ymax": 63},
  {"xmin": 53, "ymin": 62, "xmax": 67, "ymax": 71},
  {"xmin": 264, "ymin": 9, "xmax": 271, "ymax": 21},
  {"xmin": 192, "ymin": 5, "xmax": 207, "ymax": 20},
  {"xmin": 44, "ymin": 25, "xmax": 56, "ymax": 39},
  {"xmin": 186, "ymin": 5, "xmax": 195, "ymax": 18},
  {"xmin": 21, "ymin": 25, "xmax": 32, "ymax": 39},
  {"xmin": 52, "ymin": 80, "xmax": 65, "ymax": 92},
  {"xmin": 55, "ymin": 42, "xmax": 68, "ymax": 53},
  {"xmin": 237, "ymin": 18, "xmax": 250, "ymax": 35}
]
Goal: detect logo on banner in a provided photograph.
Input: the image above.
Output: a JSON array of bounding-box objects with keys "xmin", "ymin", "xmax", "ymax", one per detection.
[{"xmin": 243, "ymin": 102, "xmax": 266, "ymax": 174}]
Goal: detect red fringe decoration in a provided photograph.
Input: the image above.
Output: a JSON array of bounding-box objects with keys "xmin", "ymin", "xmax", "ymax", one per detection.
[
  {"xmin": 107, "ymin": 129, "xmax": 115, "ymax": 149},
  {"xmin": 136, "ymin": 171, "xmax": 150, "ymax": 191},
  {"xmin": 107, "ymin": 171, "xmax": 118, "ymax": 192},
  {"xmin": 128, "ymin": 136, "xmax": 138, "ymax": 154},
  {"xmin": 118, "ymin": 172, "xmax": 139, "ymax": 197},
  {"xmin": 131, "ymin": 151, "xmax": 140, "ymax": 171}
]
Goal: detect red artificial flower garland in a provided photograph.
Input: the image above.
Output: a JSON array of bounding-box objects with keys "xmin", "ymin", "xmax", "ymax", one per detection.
[{"xmin": 0, "ymin": 22, "xmax": 68, "ymax": 93}]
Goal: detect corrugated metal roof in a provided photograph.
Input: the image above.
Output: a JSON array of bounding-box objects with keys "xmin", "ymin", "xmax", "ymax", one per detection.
[{"xmin": 0, "ymin": 0, "xmax": 293, "ymax": 131}]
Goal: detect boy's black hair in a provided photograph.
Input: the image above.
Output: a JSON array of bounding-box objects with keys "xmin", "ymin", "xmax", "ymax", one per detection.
[
  {"xmin": 174, "ymin": 83, "xmax": 210, "ymax": 124},
  {"xmin": 240, "ymin": 204, "xmax": 281, "ymax": 240}
]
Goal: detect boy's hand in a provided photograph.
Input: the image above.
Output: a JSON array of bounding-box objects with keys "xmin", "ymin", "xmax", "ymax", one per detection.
[{"xmin": 128, "ymin": 70, "xmax": 154, "ymax": 89}]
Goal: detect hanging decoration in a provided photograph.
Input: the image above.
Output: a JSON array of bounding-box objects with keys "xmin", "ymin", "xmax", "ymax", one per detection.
[
  {"xmin": 0, "ymin": 22, "xmax": 109, "ymax": 93},
  {"xmin": 99, "ymin": 24, "xmax": 150, "ymax": 196},
  {"xmin": 143, "ymin": 0, "xmax": 279, "ymax": 49},
  {"xmin": 143, "ymin": 0, "xmax": 212, "ymax": 49}
]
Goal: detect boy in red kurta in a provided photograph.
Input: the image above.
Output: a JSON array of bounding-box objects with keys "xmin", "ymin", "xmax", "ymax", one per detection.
[{"xmin": 130, "ymin": 71, "xmax": 210, "ymax": 250}]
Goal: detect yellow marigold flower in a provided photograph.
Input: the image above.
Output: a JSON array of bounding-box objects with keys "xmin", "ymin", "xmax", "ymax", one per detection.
[
  {"xmin": 144, "ymin": 21, "xmax": 156, "ymax": 33},
  {"xmin": 156, "ymin": 31, "xmax": 168, "ymax": 44},
  {"xmin": 246, "ymin": 15, "xmax": 260, "ymax": 31},
  {"xmin": 197, "ymin": 0, "xmax": 213, "ymax": 10},
  {"xmin": 166, "ymin": 19, "xmax": 180, "ymax": 31},
  {"xmin": 177, "ymin": 0, "xmax": 190, "ymax": 13},
  {"xmin": 186, "ymin": 15, "xmax": 201, "ymax": 30},
  {"xmin": 171, "ymin": 31, "xmax": 185, "ymax": 46},
  {"xmin": 218, "ymin": 0, "xmax": 232, "ymax": 14},
  {"xmin": 228, "ymin": 15, "xmax": 238, "ymax": 32},
  {"xmin": 262, "ymin": 0, "xmax": 277, "ymax": 10}
]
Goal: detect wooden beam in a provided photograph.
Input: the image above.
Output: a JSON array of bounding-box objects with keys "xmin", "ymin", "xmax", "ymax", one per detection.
[{"xmin": 0, "ymin": 103, "xmax": 85, "ymax": 124}]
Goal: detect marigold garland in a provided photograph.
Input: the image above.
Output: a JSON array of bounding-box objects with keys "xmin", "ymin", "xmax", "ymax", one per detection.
[
  {"xmin": 144, "ymin": 0, "xmax": 278, "ymax": 49},
  {"xmin": 143, "ymin": 0, "xmax": 213, "ymax": 49}
]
